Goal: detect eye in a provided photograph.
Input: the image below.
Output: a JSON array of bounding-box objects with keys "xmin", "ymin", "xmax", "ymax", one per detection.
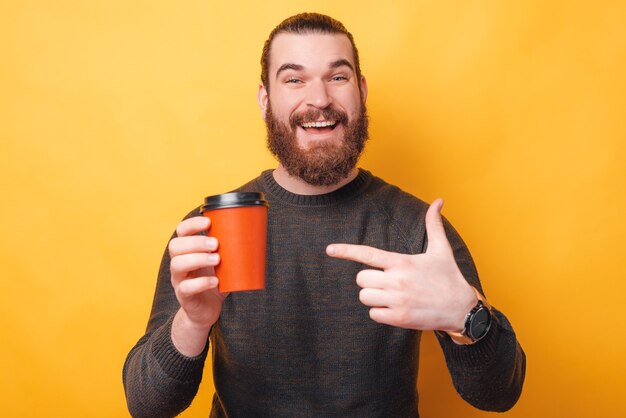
[
  {"xmin": 286, "ymin": 78, "xmax": 302, "ymax": 84},
  {"xmin": 331, "ymin": 75, "xmax": 348, "ymax": 82}
]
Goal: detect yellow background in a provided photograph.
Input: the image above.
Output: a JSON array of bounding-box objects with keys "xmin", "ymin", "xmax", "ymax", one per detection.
[{"xmin": 1, "ymin": 1, "xmax": 625, "ymax": 416}]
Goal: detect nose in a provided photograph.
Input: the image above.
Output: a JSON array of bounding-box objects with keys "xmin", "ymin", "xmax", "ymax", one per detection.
[{"xmin": 306, "ymin": 79, "xmax": 332, "ymax": 109}]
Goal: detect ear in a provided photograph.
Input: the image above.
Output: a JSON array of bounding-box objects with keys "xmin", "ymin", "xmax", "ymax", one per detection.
[
  {"xmin": 359, "ymin": 75, "xmax": 368, "ymax": 104},
  {"xmin": 257, "ymin": 84, "xmax": 269, "ymax": 120}
]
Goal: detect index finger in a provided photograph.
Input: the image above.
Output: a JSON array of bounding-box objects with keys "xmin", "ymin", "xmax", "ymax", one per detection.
[
  {"xmin": 326, "ymin": 243, "xmax": 401, "ymax": 269},
  {"xmin": 176, "ymin": 216, "xmax": 210, "ymax": 237}
]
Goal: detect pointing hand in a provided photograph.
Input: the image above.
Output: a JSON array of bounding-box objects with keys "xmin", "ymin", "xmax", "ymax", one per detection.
[{"xmin": 326, "ymin": 199, "xmax": 477, "ymax": 332}]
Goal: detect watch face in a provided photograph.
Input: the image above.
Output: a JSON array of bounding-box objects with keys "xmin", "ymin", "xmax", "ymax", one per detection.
[{"xmin": 469, "ymin": 307, "xmax": 491, "ymax": 340}]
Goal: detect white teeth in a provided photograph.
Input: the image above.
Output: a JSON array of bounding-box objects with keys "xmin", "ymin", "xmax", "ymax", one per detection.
[{"xmin": 301, "ymin": 121, "xmax": 336, "ymax": 128}]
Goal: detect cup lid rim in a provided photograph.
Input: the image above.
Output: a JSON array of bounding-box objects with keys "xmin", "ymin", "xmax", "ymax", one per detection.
[{"xmin": 201, "ymin": 192, "xmax": 269, "ymax": 212}]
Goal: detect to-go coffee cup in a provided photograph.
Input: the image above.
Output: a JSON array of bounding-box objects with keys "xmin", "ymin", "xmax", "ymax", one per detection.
[{"xmin": 201, "ymin": 192, "xmax": 269, "ymax": 292}]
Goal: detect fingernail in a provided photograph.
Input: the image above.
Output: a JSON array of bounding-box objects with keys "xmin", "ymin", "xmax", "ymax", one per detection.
[
  {"xmin": 327, "ymin": 245, "xmax": 336, "ymax": 255},
  {"xmin": 206, "ymin": 237, "xmax": 218, "ymax": 249},
  {"xmin": 207, "ymin": 253, "xmax": 220, "ymax": 263}
]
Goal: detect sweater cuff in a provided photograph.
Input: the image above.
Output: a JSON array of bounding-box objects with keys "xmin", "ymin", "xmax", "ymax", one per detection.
[
  {"xmin": 437, "ymin": 312, "xmax": 502, "ymax": 369},
  {"xmin": 149, "ymin": 315, "xmax": 209, "ymax": 383}
]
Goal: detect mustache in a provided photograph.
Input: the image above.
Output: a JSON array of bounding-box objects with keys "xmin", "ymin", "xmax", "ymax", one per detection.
[{"xmin": 289, "ymin": 107, "xmax": 349, "ymax": 129}]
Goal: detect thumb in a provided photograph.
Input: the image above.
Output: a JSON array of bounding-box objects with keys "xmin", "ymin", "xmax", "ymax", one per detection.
[{"xmin": 425, "ymin": 198, "xmax": 451, "ymax": 253}]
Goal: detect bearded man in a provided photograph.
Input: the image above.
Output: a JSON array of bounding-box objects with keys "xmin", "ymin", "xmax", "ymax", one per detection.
[{"xmin": 124, "ymin": 13, "xmax": 525, "ymax": 418}]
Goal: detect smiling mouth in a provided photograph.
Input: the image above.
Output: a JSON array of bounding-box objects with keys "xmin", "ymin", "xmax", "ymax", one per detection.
[{"xmin": 300, "ymin": 120, "xmax": 338, "ymax": 133}]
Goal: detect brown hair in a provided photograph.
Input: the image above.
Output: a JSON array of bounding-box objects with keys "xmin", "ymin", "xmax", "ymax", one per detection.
[{"xmin": 260, "ymin": 13, "xmax": 362, "ymax": 92}]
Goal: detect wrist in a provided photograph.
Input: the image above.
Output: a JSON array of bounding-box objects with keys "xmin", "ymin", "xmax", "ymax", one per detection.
[
  {"xmin": 445, "ymin": 287, "xmax": 492, "ymax": 345},
  {"xmin": 171, "ymin": 309, "xmax": 212, "ymax": 357},
  {"xmin": 451, "ymin": 285, "xmax": 479, "ymax": 332},
  {"xmin": 177, "ymin": 308, "xmax": 214, "ymax": 333}
]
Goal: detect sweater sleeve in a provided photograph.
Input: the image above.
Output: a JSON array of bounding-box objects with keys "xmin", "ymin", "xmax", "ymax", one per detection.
[
  {"xmin": 122, "ymin": 211, "xmax": 210, "ymax": 418},
  {"xmin": 434, "ymin": 218, "xmax": 526, "ymax": 412}
]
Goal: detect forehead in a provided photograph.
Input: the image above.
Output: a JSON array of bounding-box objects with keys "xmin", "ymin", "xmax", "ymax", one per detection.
[{"xmin": 268, "ymin": 33, "xmax": 355, "ymax": 73}]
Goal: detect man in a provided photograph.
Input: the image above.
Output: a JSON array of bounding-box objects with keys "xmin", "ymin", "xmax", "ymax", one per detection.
[{"xmin": 123, "ymin": 13, "xmax": 525, "ymax": 417}]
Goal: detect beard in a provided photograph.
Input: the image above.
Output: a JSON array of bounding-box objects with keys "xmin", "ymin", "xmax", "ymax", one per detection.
[{"xmin": 265, "ymin": 100, "xmax": 369, "ymax": 186}]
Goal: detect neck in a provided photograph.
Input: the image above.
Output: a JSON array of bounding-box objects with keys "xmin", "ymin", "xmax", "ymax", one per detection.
[{"xmin": 272, "ymin": 165, "xmax": 359, "ymax": 195}]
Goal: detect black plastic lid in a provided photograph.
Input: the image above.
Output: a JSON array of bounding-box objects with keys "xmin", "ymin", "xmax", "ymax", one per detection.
[{"xmin": 201, "ymin": 192, "xmax": 269, "ymax": 212}]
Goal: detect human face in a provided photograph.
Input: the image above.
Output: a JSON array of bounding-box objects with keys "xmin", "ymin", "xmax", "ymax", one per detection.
[
  {"xmin": 264, "ymin": 96, "xmax": 368, "ymax": 186},
  {"xmin": 258, "ymin": 32, "xmax": 368, "ymax": 151},
  {"xmin": 258, "ymin": 33, "xmax": 369, "ymax": 185}
]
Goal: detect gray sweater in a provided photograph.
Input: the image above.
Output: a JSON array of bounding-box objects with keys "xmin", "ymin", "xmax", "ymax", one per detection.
[{"xmin": 123, "ymin": 169, "xmax": 525, "ymax": 417}]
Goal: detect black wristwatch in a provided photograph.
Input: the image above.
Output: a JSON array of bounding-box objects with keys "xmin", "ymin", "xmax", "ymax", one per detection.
[{"xmin": 447, "ymin": 287, "xmax": 493, "ymax": 345}]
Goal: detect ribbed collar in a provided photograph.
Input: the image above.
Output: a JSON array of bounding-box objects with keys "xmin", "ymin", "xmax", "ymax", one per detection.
[{"xmin": 259, "ymin": 169, "xmax": 372, "ymax": 206}]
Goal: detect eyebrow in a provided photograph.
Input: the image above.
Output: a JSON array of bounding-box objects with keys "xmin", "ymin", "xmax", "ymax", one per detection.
[
  {"xmin": 275, "ymin": 63, "xmax": 304, "ymax": 79},
  {"xmin": 329, "ymin": 59, "xmax": 354, "ymax": 72},
  {"xmin": 274, "ymin": 59, "xmax": 355, "ymax": 80}
]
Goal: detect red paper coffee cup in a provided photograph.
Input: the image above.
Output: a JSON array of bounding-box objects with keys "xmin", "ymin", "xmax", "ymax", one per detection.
[{"xmin": 201, "ymin": 192, "xmax": 269, "ymax": 292}]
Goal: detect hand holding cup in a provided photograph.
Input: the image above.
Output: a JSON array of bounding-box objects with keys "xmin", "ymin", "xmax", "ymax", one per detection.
[{"xmin": 169, "ymin": 216, "xmax": 228, "ymax": 332}]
